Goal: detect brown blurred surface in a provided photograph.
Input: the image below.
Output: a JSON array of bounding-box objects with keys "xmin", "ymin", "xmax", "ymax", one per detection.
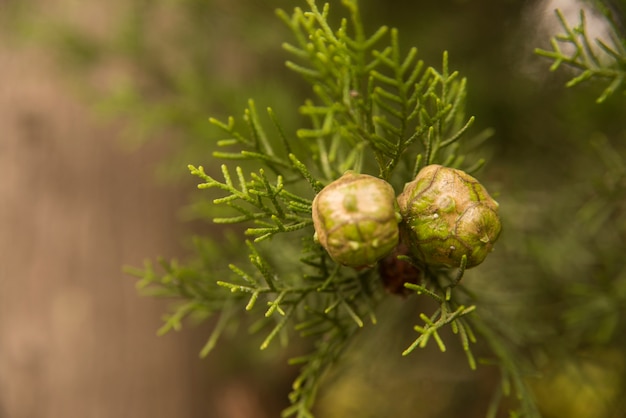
[{"xmin": 0, "ymin": 42, "xmax": 213, "ymax": 417}]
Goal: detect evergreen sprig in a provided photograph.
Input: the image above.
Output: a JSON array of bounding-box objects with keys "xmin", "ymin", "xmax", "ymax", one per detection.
[
  {"xmin": 535, "ymin": 8, "xmax": 626, "ymax": 103},
  {"xmin": 277, "ymin": 0, "xmax": 478, "ymax": 185},
  {"xmin": 188, "ymin": 164, "xmax": 313, "ymax": 242},
  {"xmin": 214, "ymin": 237, "xmax": 383, "ymax": 417},
  {"xmin": 402, "ymin": 282, "xmax": 478, "ymax": 368},
  {"xmin": 130, "ymin": 1, "xmax": 534, "ymax": 416},
  {"xmin": 126, "ymin": 236, "xmax": 247, "ymax": 357}
]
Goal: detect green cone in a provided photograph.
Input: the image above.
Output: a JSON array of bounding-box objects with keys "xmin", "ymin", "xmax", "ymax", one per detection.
[
  {"xmin": 397, "ymin": 165, "xmax": 502, "ymax": 269},
  {"xmin": 312, "ymin": 171, "xmax": 401, "ymax": 268}
]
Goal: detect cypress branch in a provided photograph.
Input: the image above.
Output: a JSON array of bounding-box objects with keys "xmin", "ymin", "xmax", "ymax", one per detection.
[{"xmin": 129, "ymin": 1, "xmax": 531, "ymax": 417}]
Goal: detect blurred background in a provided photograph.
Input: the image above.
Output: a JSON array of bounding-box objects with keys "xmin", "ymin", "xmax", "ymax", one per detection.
[{"xmin": 1, "ymin": 0, "xmax": 625, "ymax": 417}]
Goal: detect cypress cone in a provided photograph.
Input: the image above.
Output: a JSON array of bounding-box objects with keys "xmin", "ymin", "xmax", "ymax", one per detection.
[
  {"xmin": 397, "ymin": 165, "xmax": 501, "ymax": 269},
  {"xmin": 312, "ymin": 171, "xmax": 401, "ymax": 268}
]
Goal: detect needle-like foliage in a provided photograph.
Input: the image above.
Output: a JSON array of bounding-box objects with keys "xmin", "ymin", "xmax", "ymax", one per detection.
[
  {"xmin": 535, "ymin": 7, "xmax": 626, "ymax": 103},
  {"xmin": 128, "ymin": 1, "xmax": 537, "ymax": 416}
]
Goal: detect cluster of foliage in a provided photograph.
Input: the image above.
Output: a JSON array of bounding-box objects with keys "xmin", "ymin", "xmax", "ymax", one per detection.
[
  {"xmin": 535, "ymin": 0, "xmax": 626, "ymax": 102},
  {"xmin": 126, "ymin": 1, "xmax": 541, "ymax": 416},
  {"xmin": 528, "ymin": 0, "xmax": 626, "ymax": 358},
  {"xmin": 9, "ymin": 0, "xmax": 626, "ymax": 416}
]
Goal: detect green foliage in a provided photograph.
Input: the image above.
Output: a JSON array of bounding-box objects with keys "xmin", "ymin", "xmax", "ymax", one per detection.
[
  {"xmin": 276, "ymin": 0, "xmax": 481, "ymax": 185},
  {"xmin": 189, "ymin": 163, "xmax": 313, "ymax": 242},
  {"xmin": 127, "ymin": 236, "xmax": 243, "ymax": 357},
  {"xmin": 127, "ymin": 1, "xmax": 541, "ymax": 417},
  {"xmin": 535, "ymin": 7, "xmax": 626, "ymax": 103},
  {"xmin": 6, "ymin": 0, "xmax": 626, "ymax": 416},
  {"xmin": 529, "ymin": 134, "xmax": 626, "ymax": 350},
  {"xmin": 402, "ymin": 282, "xmax": 477, "ymax": 367},
  {"xmin": 560, "ymin": 135, "xmax": 626, "ymax": 347},
  {"xmin": 530, "ymin": 9, "xmax": 626, "ymax": 357}
]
